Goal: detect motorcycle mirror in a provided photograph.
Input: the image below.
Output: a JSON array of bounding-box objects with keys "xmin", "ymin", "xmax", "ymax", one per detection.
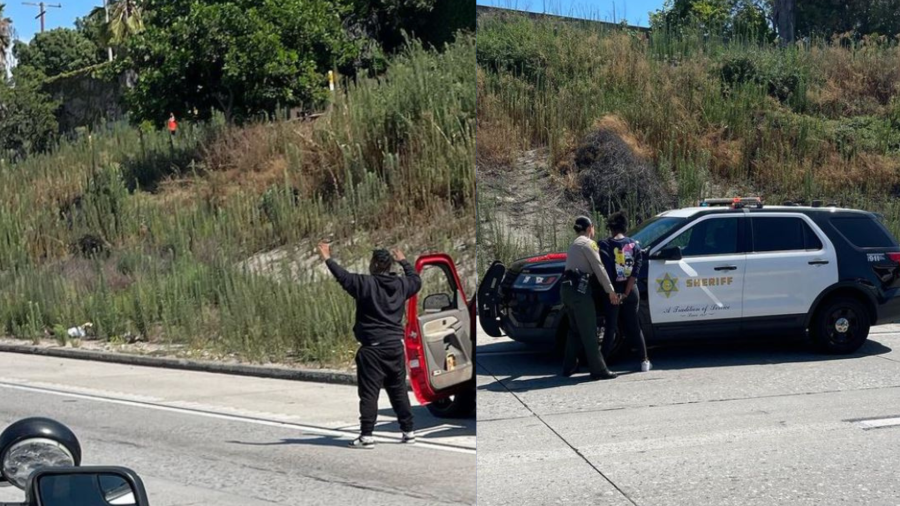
[
  {"xmin": 26, "ymin": 467, "xmax": 150, "ymax": 506},
  {"xmin": 0, "ymin": 418, "xmax": 82, "ymax": 490}
]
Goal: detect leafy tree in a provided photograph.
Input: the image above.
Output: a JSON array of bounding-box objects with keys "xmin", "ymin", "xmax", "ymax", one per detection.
[
  {"xmin": 794, "ymin": 0, "xmax": 900, "ymax": 39},
  {"xmin": 345, "ymin": 0, "xmax": 435, "ymax": 52},
  {"xmin": 651, "ymin": 0, "xmax": 773, "ymax": 41},
  {"xmin": 0, "ymin": 78, "xmax": 58, "ymax": 156},
  {"xmin": 124, "ymin": 0, "xmax": 359, "ymax": 124},
  {"xmin": 103, "ymin": 0, "xmax": 144, "ymax": 47},
  {"xmin": 12, "ymin": 28, "xmax": 101, "ymax": 79},
  {"xmin": 76, "ymin": 8, "xmax": 114, "ymax": 62}
]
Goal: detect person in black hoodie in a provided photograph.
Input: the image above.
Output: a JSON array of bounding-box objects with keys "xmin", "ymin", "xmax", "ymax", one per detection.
[{"xmin": 318, "ymin": 242, "xmax": 422, "ymax": 449}]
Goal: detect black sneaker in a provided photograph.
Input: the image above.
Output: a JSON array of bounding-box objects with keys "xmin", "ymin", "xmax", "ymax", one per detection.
[
  {"xmin": 349, "ymin": 436, "xmax": 375, "ymax": 449},
  {"xmin": 590, "ymin": 371, "xmax": 618, "ymax": 380}
]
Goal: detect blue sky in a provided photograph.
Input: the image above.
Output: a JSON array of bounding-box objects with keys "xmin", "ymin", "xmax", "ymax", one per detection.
[
  {"xmin": 4, "ymin": 0, "xmax": 96, "ymax": 42},
  {"xmin": 476, "ymin": 0, "xmax": 665, "ymax": 27}
]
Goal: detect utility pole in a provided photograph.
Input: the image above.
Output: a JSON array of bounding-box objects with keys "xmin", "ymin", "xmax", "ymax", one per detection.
[{"xmin": 22, "ymin": 2, "xmax": 62, "ymax": 34}]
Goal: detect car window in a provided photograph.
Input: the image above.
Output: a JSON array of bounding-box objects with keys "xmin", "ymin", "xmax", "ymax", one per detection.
[
  {"xmin": 831, "ymin": 217, "xmax": 898, "ymax": 248},
  {"xmin": 752, "ymin": 217, "xmax": 822, "ymax": 252},
  {"xmin": 629, "ymin": 217, "xmax": 687, "ymax": 249},
  {"xmin": 668, "ymin": 218, "xmax": 739, "ymax": 257},
  {"xmin": 418, "ymin": 264, "xmax": 458, "ymax": 314}
]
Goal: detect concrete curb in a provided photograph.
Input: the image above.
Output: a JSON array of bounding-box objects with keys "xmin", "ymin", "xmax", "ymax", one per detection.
[{"xmin": 0, "ymin": 343, "xmax": 358, "ymax": 386}]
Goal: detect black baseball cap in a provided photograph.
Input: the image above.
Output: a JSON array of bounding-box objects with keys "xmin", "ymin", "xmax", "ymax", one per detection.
[{"xmin": 573, "ymin": 216, "xmax": 593, "ymax": 232}]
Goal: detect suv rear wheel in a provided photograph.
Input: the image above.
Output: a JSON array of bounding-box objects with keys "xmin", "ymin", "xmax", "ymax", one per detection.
[
  {"xmin": 425, "ymin": 386, "xmax": 475, "ymax": 418},
  {"xmin": 812, "ymin": 297, "xmax": 870, "ymax": 354}
]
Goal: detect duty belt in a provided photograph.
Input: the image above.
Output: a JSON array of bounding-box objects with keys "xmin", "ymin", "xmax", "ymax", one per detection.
[{"xmin": 563, "ymin": 269, "xmax": 588, "ymax": 282}]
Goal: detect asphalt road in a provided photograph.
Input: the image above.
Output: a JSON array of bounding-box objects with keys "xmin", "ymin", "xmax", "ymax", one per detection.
[
  {"xmin": 0, "ymin": 353, "xmax": 474, "ymax": 505},
  {"xmin": 477, "ymin": 322, "xmax": 900, "ymax": 506}
]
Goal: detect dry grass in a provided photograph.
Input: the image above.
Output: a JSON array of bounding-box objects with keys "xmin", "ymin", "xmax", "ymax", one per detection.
[
  {"xmin": 478, "ymin": 13, "xmax": 900, "ymax": 210},
  {"xmin": 807, "ymin": 35, "xmax": 900, "ymax": 117}
]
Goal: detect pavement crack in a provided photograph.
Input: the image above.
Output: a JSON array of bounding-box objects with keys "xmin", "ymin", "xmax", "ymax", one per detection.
[{"xmin": 477, "ymin": 360, "xmax": 641, "ymax": 506}]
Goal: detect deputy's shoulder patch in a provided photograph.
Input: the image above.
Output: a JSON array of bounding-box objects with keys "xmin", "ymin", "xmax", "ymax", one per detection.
[{"xmin": 590, "ymin": 241, "xmax": 599, "ymax": 251}]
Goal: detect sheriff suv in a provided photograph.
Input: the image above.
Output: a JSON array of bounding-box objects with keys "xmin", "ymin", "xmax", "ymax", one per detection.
[{"xmin": 478, "ymin": 198, "xmax": 900, "ymax": 357}]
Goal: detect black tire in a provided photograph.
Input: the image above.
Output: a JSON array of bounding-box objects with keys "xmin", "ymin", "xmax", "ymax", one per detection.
[
  {"xmin": 812, "ymin": 297, "xmax": 870, "ymax": 354},
  {"xmin": 426, "ymin": 386, "xmax": 475, "ymax": 418}
]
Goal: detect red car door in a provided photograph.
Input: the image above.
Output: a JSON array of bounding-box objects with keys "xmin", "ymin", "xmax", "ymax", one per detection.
[{"xmin": 404, "ymin": 254, "xmax": 474, "ymax": 405}]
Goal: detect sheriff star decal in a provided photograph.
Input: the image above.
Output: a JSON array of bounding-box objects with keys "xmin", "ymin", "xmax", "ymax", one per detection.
[{"xmin": 656, "ymin": 273, "xmax": 679, "ymax": 299}]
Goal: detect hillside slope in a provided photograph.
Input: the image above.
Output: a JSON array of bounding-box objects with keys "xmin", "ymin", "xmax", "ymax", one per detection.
[
  {"xmin": 1, "ymin": 36, "xmax": 475, "ymax": 366},
  {"xmin": 476, "ymin": 13, "xmax": 900, "ymax": 277}
]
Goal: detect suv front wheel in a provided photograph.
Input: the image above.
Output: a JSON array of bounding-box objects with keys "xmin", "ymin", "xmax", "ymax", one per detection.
[{"xmin": 811, "ymin": 297, "xmax": 870, "ymax": 354}]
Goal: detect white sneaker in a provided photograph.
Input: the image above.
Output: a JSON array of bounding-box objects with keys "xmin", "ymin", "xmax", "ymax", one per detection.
[
  {"xmin": 641, "ymin": 360, "xmax": 652, "ymax": 372},
  {"xmin": 401, "ymin": 431, "xmax": 417, "ymax": 444}
]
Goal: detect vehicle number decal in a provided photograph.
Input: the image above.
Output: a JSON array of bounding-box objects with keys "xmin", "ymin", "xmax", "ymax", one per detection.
[{"xmin": 868, "ymin": 253, "xmax": 885, "ymax": 262}]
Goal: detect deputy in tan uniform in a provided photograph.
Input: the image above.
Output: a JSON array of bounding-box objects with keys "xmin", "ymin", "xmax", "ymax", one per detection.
[{"xmin": 561, "ymin": 216, "xmax": 619, "ymax": 380}]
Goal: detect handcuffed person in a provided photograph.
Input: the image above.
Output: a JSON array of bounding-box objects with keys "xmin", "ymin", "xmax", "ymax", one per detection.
[{"xmin": 599, "ymin": 211, "xmax": 651, "ymax": 372}]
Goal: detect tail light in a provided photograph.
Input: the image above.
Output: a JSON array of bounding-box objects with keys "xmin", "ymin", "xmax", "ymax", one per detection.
[
  {"xmin": 888, "ymin": 252, "xmax": 900, "ymax": 263},
  {"xmin": 513, "ymin": 274, "xmax": 559, "ymax": 290}
]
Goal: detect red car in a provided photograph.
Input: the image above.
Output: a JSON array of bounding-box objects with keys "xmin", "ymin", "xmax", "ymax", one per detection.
[{"xmin": 403, "ymin": 254, "xmax": 475, "ymax": 418}]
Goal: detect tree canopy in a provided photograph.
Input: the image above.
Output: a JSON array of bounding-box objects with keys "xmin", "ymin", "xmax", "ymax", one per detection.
[
  {"xmin": 124, "ymin": 0, "xmax": 358, "ymax": 124},
  {"xmin": 652, "ymin": 0, "xmax": 900, "ymax": 41},
  {"xmin": 13, "ymin": 28, "xmax": 101, "ymax": 79}
]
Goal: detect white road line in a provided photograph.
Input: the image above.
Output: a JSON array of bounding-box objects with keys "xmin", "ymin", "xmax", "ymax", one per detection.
[
  {"xmin": 0, "ymin": 381, "xmax": 475, "ymax": 455},
  {"xmin": 856, "ymin": 417, "xmax": 900, "ymax": 430}
]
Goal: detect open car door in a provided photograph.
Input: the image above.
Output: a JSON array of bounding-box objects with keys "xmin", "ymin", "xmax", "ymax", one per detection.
[
  {"xmin": 477, "ymin": 260, "xmax": 506, "ymax": 337},
  {"xmin": 405, "ymin": 254, "xmax": 475, "ymax": 417}
]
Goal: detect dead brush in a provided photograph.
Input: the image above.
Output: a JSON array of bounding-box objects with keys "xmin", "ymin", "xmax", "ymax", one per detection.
[{"xmin": 808, "ymin": 35, "xmax": 900, "ymax": 117}]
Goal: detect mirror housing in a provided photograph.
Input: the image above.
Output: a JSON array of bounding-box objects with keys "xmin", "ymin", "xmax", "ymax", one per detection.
[
  {"xmin": 651, "ymin": 246, "xmax": 683, "ymax": 261},
  {"xmin": 0, "ymin": 418, "xmax": 82, "ymax": 490},
  {"xmin": 423, "ymin": 293, "xmax": 453, "ymax": 313},
  {"xmin": 27, "ymin": 466, "xmax": 150, "ymax": 506}
]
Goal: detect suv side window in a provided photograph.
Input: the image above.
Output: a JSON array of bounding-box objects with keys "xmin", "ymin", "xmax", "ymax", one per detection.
[
  {"xmin": 831, "ymin": 217, "xmax": 897, "ymax": 248},
  {"xmin": 752, "ymin": 217, "xmax": 822, "ymax": 252},
  {"xmin": 669, "ymin": 217, "xmax": 740, "ymax": 257}
]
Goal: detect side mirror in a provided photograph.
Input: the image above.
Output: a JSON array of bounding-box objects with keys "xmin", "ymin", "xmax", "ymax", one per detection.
[
  {"xmin": 27, "ymin": 467, "xmax": 150, "ymax": 506},
  {"xmin": 423, "ymin": 293, "xmax": 453, "ymax": 313},
  {"xmin": 651, "ymin": 246, "xmax": 683, "ymax": 261},
  {"xmin": 0, "ymin": 418, "xmax": 81, "ymax": 490}
]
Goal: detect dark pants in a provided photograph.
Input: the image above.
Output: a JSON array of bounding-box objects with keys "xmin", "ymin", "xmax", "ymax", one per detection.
[
  {"xmin": 601, "ymin": 287, "xmax": 648, "ymax": 361},
  {"xmin": 355, "ymin": 344, "xmax": 414, "ymax": 436},
  {"xmin": 561, "ymin": 282, "xmax": 610, "ymax": 376}
]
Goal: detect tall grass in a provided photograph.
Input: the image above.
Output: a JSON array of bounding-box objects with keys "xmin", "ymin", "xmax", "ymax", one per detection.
[
  {"xmin": 477, "ymin": 13, "xmax": 900, "ymax": 253},
  {"xmin": 0, "ymin": 35, "xmax": 475, "ymax": 365}
]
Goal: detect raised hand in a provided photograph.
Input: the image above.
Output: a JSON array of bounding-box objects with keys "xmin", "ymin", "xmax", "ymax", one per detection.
[{"xmin": 317, "ymin": 242, "xmax": 332, "ymax": 261}]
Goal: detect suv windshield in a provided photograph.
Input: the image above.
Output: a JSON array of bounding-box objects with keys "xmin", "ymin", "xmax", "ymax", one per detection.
[{"xmin": 628, "ymin": 217, "xmax": 687, "ymax": 249}]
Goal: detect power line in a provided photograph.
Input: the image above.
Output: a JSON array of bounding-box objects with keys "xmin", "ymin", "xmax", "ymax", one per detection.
[{"xmin": 21, "ymin": 2, "xmax": 62, "ymax": 34}]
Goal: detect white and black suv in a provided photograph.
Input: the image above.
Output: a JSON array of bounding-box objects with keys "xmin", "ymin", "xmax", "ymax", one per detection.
[{"xmin": 478, "ymin": 198, "xmax": 900, "ymax": 357}]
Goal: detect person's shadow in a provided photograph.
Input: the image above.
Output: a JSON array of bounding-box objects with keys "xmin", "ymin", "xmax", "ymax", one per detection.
[
  {"xmin": 227, "ymin": 435, "xmax": 350, "ymax": 449},
  {"xmin": 372, "ymin": 405, "xmax": 474, "ymax": 439},
  {"xmin": 477, "ymin": 336, "xmax": 894, "ymax": 393},
  {"xmin": 225, "ymin": 406, "xmax": 474, "ymax": 449}
]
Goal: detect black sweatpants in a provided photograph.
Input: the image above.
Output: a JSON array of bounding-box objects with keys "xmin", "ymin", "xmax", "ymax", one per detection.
[
  {"xmin": 601, "ymin": 287, "xmax": 648, "ymax": 361},
  {"xmin": 355, "ymin": 344, "xmax": 414, "ymax": 436}
]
